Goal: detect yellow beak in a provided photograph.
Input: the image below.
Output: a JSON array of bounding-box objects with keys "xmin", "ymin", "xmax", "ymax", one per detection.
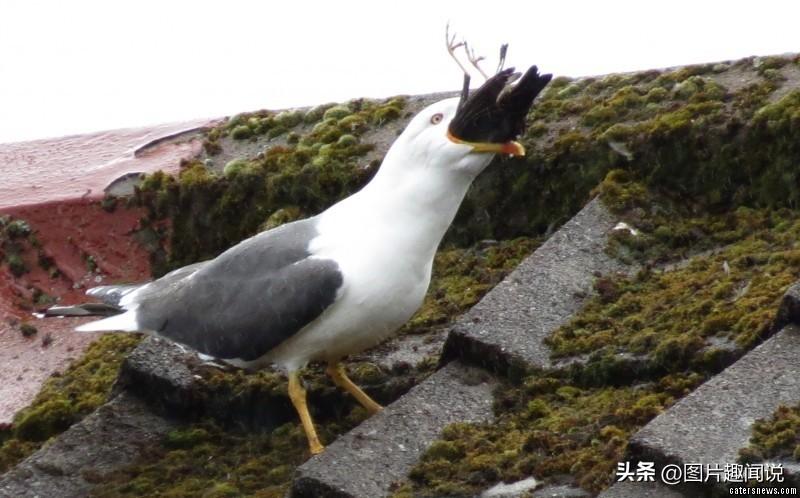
[{"xmin": 446, "ymin": 131, "xmax": 526, "ymax": 157}]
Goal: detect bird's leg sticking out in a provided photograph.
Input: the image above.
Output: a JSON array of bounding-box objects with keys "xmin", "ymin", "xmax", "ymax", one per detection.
[
  {"xmin": 326, "ymin": 362, "xmax": 383, "ymax": 415},
  {"xmin": 495, "ymin": 44, "xmax": 508, "ymax": 74},
  {"xmin": 445, "ymin": 22, "xmax": 470, "ymax": 76},
  {"xmin": 288, "ymin": 371, "xmax": 324, "ymax": 455},
  {"xmin": 463, "ymin": 41, "xmax": 488, "ymax": 79},
  {"xmin": 445, "ymin": 24, "xmax": 511, "ymax": 82}
]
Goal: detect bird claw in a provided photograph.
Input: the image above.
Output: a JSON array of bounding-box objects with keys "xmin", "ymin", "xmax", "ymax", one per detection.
[
  {"xmin": 445, "ymin": 23, "xmax": 509, "ymax": 82},
  {"xmin": 464, "ymin": 41, "xmax": 489, "ymax": 80},
  {"xmin": 496, "ymin": 44, "xmax": 509, "ymax": 74},
  {"xmin": 445, "ymin": 22, "xmax": 470, "ymax": 77}
]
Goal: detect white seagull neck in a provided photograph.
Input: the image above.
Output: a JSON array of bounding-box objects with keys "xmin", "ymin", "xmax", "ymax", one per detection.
[{"xmin": 315, "ymin": 149, "xmax": 481, "ymax": 263}]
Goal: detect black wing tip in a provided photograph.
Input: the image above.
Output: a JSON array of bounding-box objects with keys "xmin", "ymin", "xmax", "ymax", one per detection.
[
  {"xmin": 449, "ymin": 63, "xmax": 553, "ymax": 143},
  {"xmin": 521, "ymin": 65, "xmax": 553, "ymax": 88},
  {"xmin": 483, "ymin": 67, "xmax": 516, "ymax": 88},
  {"xmin": 495, "ymin": 65, "xmax": 552, "ymax": 110}
]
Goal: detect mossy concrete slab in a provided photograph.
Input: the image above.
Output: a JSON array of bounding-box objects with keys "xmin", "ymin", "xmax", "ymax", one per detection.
[
  {"xmin": 443, "ymin": 197, "xmax": 630, "ymax": 374},
  {"xmin": 119, "ymin": 326, "xmax": 445, "ymax": 428},
  {"xmin": 118, "ymin": 336, "xmax": 302, "ymax": 432},
  {"xmin": 627, "ymin": 324, "xmax": 800, "ymax": 493},
  {"xmin": 0, "ymin": 392, "xmax": 175, "ymax": 498},
  {"xmin": 290, "ymin": 361, "xmax": 496, "ymax": 498},
  {"xmin": 117, "ymin": 335, "xmax": 203, "ymax": 415},
  {"xmin": 597, "ymin": 481, "xmax": 685, "ymax": 497}
]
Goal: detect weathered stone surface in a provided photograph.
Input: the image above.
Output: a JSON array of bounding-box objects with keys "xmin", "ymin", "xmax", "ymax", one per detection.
[
  {"xmin": 774, "ymin": 281, "xmax": 800, "ymax": 331},
  {"xmin": 290, "ymin": 361, "xmax": 497, "ymax": 498},
  {"xmin": 443, "ymin": 197, "xmax": 629, "ymax": 375},
  {"xmin": 116, "ymin": 336, "xmax": 203, "ymax": 415},
  {"xmin": 119, "ymin": 336, "xmax": 300, "ymax": 431},
  {"xmin": 598, "ymin": 481, "xmax": 685, "ymax": 498},
  {"xmin": 628, "ymin": 324, "xmax": 800, "ymax": 492},
  {"xmin": 356, "ymin": 328, "xmax": 447, "ymax": 373},
  {"xmin": 0, "ymin": 392, "xmax": 175, "ymax": 498}
]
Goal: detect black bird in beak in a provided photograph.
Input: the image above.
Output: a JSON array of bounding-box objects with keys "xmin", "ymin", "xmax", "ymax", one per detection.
[{"xmin": 447, "ymin": 66, "xmax": 552, "ymax": 156}]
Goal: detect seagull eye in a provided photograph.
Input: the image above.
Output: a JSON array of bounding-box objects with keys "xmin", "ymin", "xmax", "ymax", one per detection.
[{"xmin": 430, "ymin": 113, "xmax": 443, "ymax": 125}]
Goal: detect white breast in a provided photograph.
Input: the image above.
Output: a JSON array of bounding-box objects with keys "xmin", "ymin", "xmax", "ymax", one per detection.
[{"xmin": 262, "ymin": 204, "xmax": 434, "ymax": 371}]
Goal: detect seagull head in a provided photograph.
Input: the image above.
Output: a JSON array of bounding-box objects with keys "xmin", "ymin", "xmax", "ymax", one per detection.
[{"xmin": 385, "ymin": 66, "xmax": 552, "ymax": 180}]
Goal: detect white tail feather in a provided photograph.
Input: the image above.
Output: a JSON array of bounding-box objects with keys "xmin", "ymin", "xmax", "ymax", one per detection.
[{"xmin": 75, "ymin": 310, "xmax": 140, "ymax": 332}]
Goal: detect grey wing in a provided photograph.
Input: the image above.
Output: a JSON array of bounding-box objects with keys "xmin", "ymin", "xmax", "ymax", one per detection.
[
  {"xmin": 87, "ymin": 262, "xmax": 208, "ymax": 306},
  {"xmin": 136, "ymin": 257, "xmax": 343, "ymax": 361},
  {"xmin": 123, "ymin": 218, "xmax": 344, "ymax": 361}
]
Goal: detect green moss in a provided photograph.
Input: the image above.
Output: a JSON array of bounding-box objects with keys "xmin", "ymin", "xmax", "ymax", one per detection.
[
  {"xmin": 511, "ymin": 60, "xmax": 800, "ymax": 247},
  {"xmin": 322, "ymin": 104, "xmax": 352, "ymax": 120},
  {"xmin": 222, "ymin": 158, "xmax": 254, "ymax": 178},
  {"xmin": 338, "ymin": 114, "xmax": 367, "ymax": 132},
  {"xmin": 672, "ymin": 76, "xmax": 727, "ymax": 102},
  {"xmin": 6, "ymin": 253, "xmax": 28, "ymax": 276},
  {"xmin": 90, "ymin": 420, "xmax": 313, "ymax": 498},
  {"xmin": 349, "ymin": 362, "xmax": 388, "ymax": 386},
  {"xmin": 259, "ymin": 206, "xmax": 302, "ymax": 232},
  {"xmin": 303, "ymin": 103, "xmax": 335, "ymax": 124},
  {"xmin": 425, "ymin": 440, "xmax": 464, "ymax": 461},
  {"xmin": 1, "ymin": 215, "xmax": 36, "ymax": 279},
  {"xmin": 14, "ymin": 398, "xmax": 76, "ymax": 441},
  {"xmin": 741, "ymin": 404, "xmax": 800, "ymax": 463},
  {"xmin": 5, "ymin": 219, "xmax": 31, "ymax": 238},
  {"xmin": 644, "ymin": 86, "xmax": 668, "ymax": 103},
  {"xmin": 0, "ymin": 334, "xmax": 141, "ymax": 472},
  {"xmin": 755, "ymin": 55, "xmax": 790, "ymax": 74},
  {"xmin": 0, "ymin": 438, "xmax": 38, "ymax": 475},
  {"xmin": 753, "ymin": 90, "xmax": 800, "ymax": 128},
  {"xmin": 85, "ymin": 254, "xmax": 98, "ymax": 273},
  {"xmin": 267, "ymin": 125, "xmax": 288, "ymax": 139},
  {"xmin": 203, "ymin": 138, "xmax": 222, "ymax": 156},
  {"xmin": 230, "ymin": 125, "xmax": 253, "ymax": 140},
  {"xmin": 100, "ymin": 195, "xmax": 118, "ymax": 213},
  {"xmin": 19, "ymin": 322, "xmax": 37, "ymax": 337},
  {"xmin": 285, "ymin": 132, "xmax": 300, "ymax": 145},
  {"xmin": 547, "ymin": 179, "xmax": 800, "ymax": 374},
  {"xmin": 136, "ymin": 96, "xmax": 409, "ymax": 275},
  {"xmin": 397, "ymin": 376, "xmax": 694, "ymax": 496},
  {"xmin": 371, "ymin": 100, "xmax": 404, "ymax": 124},
  {"xmin": 164, "ymin": 427, "xmax": 211, "ymax": 449},
  {"xmin": 336, "ymin": 134, "xmax": 358, "ymax": 147},
  {"xmin": 273, "ymin": 110, "xmax": 303, "ymax": 128}
]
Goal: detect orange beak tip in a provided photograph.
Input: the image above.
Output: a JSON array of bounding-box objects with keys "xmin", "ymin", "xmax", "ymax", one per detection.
[{"xmin": 503, "ymin": 141, "xmax": 526, "ymax": 157}]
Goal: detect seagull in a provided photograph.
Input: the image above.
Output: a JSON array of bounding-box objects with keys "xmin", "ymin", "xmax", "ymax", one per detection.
[{"xmin": 49, "ymin": 64, "xmax": 552, "ymax": 455}]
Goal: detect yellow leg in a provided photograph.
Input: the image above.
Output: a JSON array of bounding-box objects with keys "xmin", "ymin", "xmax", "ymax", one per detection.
[
  {"xmin": 288, "ymin": 371, "xmax": 324, "ymax": 455},
  {"xmin": 326, "ymin": 362, "xmax": 383, "ymax": 415}
]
